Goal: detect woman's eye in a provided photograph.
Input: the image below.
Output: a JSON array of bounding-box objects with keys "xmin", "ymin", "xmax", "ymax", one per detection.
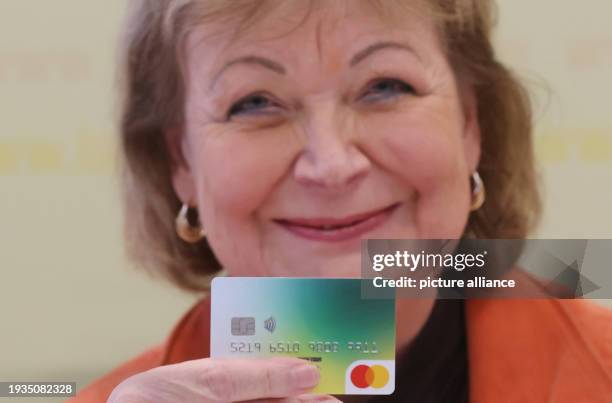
[
  {"xmin": 360, "ymin": 78, "xmax": 415, "ymax": 103},
  {"xmin": 227, "ymin": 94, "xmax": 277, "ymax": 118}
]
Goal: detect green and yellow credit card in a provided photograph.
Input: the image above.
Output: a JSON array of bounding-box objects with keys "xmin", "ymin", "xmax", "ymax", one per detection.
[{"xmin": 210, "ymin": 277, "xmax": 396, "ymax": 395}]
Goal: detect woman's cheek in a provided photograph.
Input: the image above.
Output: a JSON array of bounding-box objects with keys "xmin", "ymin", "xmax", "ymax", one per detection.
[
  {"xmin": 404, "ymin": 127, "xmax": 471, "ymax": 237},
  {"xmin": 362, "ymin": 110, "xmax": 464, "ymax": 191},
  {"xmin": 194, "ymin": 126, "xmax": 298, "ymax": 216},
  {"xmin": 361, "ymin": 110, "xmax": 471, "ymax": 237},
  {"xmin": 192, "ymin": 126, "xmax": 300, "ymax": 267},
  {"xmin": 188, "ymin": 127, "xmax": 299, "ymax": 275}
]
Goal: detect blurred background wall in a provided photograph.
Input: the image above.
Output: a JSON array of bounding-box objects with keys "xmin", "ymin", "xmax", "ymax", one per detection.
[{"xmin": 0, "ymin": 1, "xmax": 610, "ymax": 401}]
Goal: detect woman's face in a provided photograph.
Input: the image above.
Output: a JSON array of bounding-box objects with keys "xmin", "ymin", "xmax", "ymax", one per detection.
[{"xmin": 171, "ymin": 1, "xmax": 481, "ymax": 277}]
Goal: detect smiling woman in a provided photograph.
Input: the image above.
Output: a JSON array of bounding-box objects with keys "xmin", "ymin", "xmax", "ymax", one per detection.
[
  {"xmin": 69, "ymin": 0, "xmax": 611, "ymax": 402},
  {"xmin": 120, "ymin": 0, "xmax": 538, "ymax": 288}
]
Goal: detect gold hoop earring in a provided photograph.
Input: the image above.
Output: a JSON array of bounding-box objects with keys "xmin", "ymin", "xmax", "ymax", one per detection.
[
  {"xmin": 470, "ymin": 171, "xmax": 486, "ymax": 211},
  {"xmin": 175, "ymin": 203, "xmax": 205, "ymax": 243}
]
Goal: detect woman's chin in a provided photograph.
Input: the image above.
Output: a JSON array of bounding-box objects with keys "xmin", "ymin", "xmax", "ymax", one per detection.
[
  {"xmin": 274, "ymin": 258, "xmax": 364, "ymax": 278},
  {"xmin": 274, "ymin": 271, "xmax": 362, "ymax": 278}
]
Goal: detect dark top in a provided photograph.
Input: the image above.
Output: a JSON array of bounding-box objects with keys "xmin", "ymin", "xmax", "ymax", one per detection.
[{"xmin": 338, "ymin": 299, "xmax": 469, "ymax": 403}]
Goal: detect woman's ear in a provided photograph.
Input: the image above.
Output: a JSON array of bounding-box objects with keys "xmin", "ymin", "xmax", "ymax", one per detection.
[
  {"xmin": 165, "ymin": 128, "xmax": 196, "ymax": 204},
  {"xmin": 460, "ymin": 84, "xmax": 482, "ymax": 173}
]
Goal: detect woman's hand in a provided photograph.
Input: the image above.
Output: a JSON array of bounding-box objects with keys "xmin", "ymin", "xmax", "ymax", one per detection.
[{"xmin": 107, "ymin": 356, "xmax": 341, "ymax": 403}]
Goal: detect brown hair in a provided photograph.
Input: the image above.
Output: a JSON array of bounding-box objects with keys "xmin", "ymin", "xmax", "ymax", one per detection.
[{"xmin": 118, "ymin": 0, "xmax": 541, "ymax": 292}]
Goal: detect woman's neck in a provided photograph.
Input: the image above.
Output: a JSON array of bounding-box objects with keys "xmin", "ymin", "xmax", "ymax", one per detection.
[{"xmin": 395, "ymin": 297, "xmax": 436, "ymax": 350}]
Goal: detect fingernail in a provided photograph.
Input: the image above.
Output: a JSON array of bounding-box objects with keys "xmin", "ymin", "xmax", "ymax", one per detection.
[{"xmin": 290, "ymin": 364, "xmax": 320, "ymax": 389}]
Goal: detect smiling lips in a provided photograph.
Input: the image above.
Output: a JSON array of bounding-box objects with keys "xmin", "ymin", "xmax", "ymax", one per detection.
[{"xmin": 274, "ymin": 203, "xmax": 399, "ymax": 242}]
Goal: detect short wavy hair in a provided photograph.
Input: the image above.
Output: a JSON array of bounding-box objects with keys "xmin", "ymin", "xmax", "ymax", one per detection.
[{"xmin": 118, "ymin": 0, "xmax": 541, "ymax": 292}]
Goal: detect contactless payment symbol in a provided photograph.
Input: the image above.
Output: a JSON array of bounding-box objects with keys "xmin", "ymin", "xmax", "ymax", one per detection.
[
  {"xmin": 263, "ymin": 316, "xmax": 276, "ymax": 333},
  {"xmin": 345, "ymin": 360, "xmax": 395, "ymax": 394}
]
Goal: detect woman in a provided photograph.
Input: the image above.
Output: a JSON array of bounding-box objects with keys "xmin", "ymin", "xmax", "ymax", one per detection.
[{"xmin": 72, "ymin": 0, "xmax": 611, "ymax": 402}]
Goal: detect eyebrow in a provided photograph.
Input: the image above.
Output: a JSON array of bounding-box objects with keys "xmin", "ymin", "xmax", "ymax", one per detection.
[
  {"xmin": 210, "ymin": 40, "xmax": 418, "ymax": 89},
  {"xmin": 350, "ymin": 41, "xmax": 420, "ymax": 66},
  {"xmin": 210, "ymin": 55, "xmax": 286, "ymax": 90}
]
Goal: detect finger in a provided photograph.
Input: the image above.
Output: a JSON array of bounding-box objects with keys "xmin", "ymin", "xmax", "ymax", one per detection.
[
  {"xmin": 292, "ymin": 394, "xmax": 342, "ymax": 402},
  {"xmin": 247, "ymin": 394, "xmax": 342, "ymax": 403},
  {"xmin": 192, "ymin": 356, "xmax": 321, "ymax": 401}
]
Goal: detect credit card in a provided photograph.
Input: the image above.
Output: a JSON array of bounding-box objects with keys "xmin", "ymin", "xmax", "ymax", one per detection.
[{"xmin": 210, "ymin": 277, "xmax": 396, "ymax": 395}]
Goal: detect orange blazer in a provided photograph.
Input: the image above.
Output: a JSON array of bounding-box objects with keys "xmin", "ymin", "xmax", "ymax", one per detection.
[{"xmin": 70, "ymin": 297, "xmax": 612, "ymax": 402}]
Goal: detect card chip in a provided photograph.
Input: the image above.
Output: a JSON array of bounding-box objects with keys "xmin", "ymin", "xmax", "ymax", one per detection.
[{"xmin": 231, "ymin": 317, "xmax": 255, "ymax": 335}]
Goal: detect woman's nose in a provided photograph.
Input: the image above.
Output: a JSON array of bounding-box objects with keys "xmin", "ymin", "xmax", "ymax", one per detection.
[{"xmin": 293, "ymin": 117, "xmax": 371, "ymax": 191}]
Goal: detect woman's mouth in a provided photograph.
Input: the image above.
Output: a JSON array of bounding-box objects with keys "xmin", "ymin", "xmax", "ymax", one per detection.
[{"xmin": 273, "ymin": 203, "xmax": 400, "ymax": 242}]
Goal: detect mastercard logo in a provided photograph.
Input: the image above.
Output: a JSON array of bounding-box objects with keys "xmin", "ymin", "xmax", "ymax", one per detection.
[
  {"xmin": 349, "ymin": 364, "xmax": 390, "ymax": 388},
  {"xmin": 345, "ymin": 360, "xmax": 394, "ymax": 394}
]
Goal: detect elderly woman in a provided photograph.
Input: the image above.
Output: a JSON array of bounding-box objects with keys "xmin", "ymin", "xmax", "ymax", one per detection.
[{"xmin": 72, "ymin": 0, "xmax": 611, "ymax": 402}]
